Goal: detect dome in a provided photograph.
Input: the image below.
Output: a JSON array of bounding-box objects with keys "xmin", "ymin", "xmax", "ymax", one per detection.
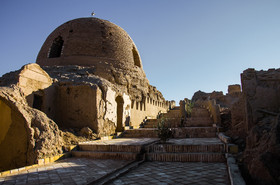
[{"xmin": 36, "ymin": 17, "xmax": 143, "ymax": 70}]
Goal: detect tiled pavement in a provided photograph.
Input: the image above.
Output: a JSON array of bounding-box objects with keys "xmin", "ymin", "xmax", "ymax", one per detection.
[
  {"xmin": 0, "ymin": 158, "xmax": 131, "ymax": 185},
  {"xmin": 0, "ymin": 138, "xmax": 231, "ymax": 185},
  {"xmin": 0, "ymin": 159, "xmax": 231, "ymax": 185},
  {"xmin": 108, "ymin": 162, "xmax": 230, "ymax": 185}
]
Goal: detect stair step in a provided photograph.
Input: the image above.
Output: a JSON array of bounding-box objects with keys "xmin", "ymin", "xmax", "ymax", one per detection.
[
  {"xmin": 144, "ymin": 118, "xmax": 183, "ymax": 128},
  {"xmin": 191, "ymin": 108, "xmax": 210, "ymax": 117},
  {"xmin": 161, "ymin": 113, "xmax": 181, "ymax": 118},
  {"xmin": 143, "ymin": 124, "xmax": 157, "ymax": 128},
  {"xmin": 122, "ymin": 134, "xmax": 158, "ymax": 138},
  {"xmin": 146, "ymin": 119, "xmax": 158, "ymax": 123},
  {"xmin": 185, "ymin": 118, "xmax": 213, "ymax": 127},
  {"xmin": 173, "ymin": 127, "xmax": 217, "ymax": 138},
  {"xmin": 146, "ymin": 152, "xmax": 225, "ymax": 162},
  {"xmin": 147, "ymin": 144, "xmax": 225, "ymax": 153},
  {"xmin": 79, "ymin": 144, "xmax": 142, "ymax": 152},
  {"xmin": 72, "ymin": 151, "xmax": 139, "ymax": 160},
  {"xmin": 122, "ymin": 129, "xmax": 158, "ymax": 138}
]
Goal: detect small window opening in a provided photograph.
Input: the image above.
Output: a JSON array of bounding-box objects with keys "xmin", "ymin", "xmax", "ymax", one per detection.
[
  {"xmin": 131, "ymin": 100, "xmax": 135, "ymax": 109},
  {"xmin": 143, "ymin": 101, "xmax": 146, "ymax": 111},
  {"xmin": 33, "ymin": 94, "xmax": 43, "ymax": 111},
  {"xmin": 48, "ymin": 36, "xmax": 64, "ymax": 58},
  {"xmin": 132, "ymin": 46, "xmax": 141, "ymax": 67}
]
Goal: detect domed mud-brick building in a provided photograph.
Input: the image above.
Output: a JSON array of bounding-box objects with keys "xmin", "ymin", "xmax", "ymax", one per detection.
[
  {"xmin": 36, "ymin": 17, "xmax": 169, "ymax": 132},
  {"xmin": 0, "ymin": 17, "xmax": 170, "ymax": 171}
]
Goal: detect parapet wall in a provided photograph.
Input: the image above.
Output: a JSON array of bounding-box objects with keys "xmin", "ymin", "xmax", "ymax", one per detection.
[{"xmin": 130, "ymin": 97, "xmax": 169, "ymax": 128}]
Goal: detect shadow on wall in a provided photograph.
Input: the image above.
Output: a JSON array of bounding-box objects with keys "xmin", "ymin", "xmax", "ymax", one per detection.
[{"xmin": 0, "ymin": 98, "xmax": 28, "ymax": 172}]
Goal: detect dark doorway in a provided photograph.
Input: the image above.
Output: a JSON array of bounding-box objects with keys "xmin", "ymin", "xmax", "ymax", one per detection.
[
  {"xmin": 48, "ymin": 36, "xmax": 64, "ymax": 58},
  {"xmin": 33, "ymin": 94, "xmax": 43, "ymax": 111},
  {"xmin": 116, "ymin": 96, "xmax": 124, "ymax": 132}
]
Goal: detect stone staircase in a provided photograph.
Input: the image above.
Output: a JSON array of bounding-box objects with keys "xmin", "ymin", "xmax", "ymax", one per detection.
[
  {"xmin": 142, "ymin": 119, "xmax": 157, "ymax": 128},
  {"xmin": 170, "ymin": 106, "xmax": 217, "ymax": 138},
  {"xmin": 122, "ymin": 106, "xmax": 182, "ymax": 138},
  {"xmin": 73, "ymin": 105, "xmax": 225, "ymax": 163},
  {"xmin": 185, "ymin": 107, "xmax": 214, "ymax": 127},
  {"xmin": 160, "ymin": 107, "xmax": 181, "ymax": 118},
  {"xmin": 123, "ymin": 106, "xmax": 216, "ymax": 138},
  {"xmin": 146, "ymin": 138, "xmax": 226, "ymax": 162},
  {"xmin": 72, "ymin": 138, "xmax": 158, "ymax": 160},
  {"xmin": 120, "ymin": 105, "xmax": 225, "ymax": 162}
]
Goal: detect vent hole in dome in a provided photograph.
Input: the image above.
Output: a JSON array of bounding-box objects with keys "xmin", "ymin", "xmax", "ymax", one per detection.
[
  {"xmin": 132, "ymin": 46, "xmax": 141, "ymax": 67},
  {"xmin": 48, "ymin": 36, "xmax": 64, "ymax": 58}
]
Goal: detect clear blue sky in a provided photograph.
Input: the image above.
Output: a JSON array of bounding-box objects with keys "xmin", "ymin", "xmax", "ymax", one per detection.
[{"xmin": 1, "ymin": 0, "xmax": 280, "ymax": 104}]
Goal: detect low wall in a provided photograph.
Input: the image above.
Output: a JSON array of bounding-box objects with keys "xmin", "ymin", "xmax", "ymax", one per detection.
[{"xmin": 130, "ymin": 97, "xmax": 168, "ymax": 128}]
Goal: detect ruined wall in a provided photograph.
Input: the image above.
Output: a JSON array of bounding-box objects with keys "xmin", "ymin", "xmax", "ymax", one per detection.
[
  {"xmin": 17, "ymin": 64, "xmax": 52, "ymax": 97},
  {"xmin": 241, "ymin": 68, "xmax": 280, "ymax": 185},
  {"xmin": 55, "ymin": 83, "xmax": 101, "ymax": 132},
  {"xmin": 121, "ymin": 93, "xmax": 131, "ymax": 127},
  {"xmin": 227, "ymin": 84, "xmax": 241, "ymax": 94},
  {"xmin": 241, "ymin": 68, "xmax": 280, "ymax": 131},
  {"xmin": 228, "ymin": 93, "xmax": 246, "ymax": 138},
  {"xmin": 0, "ymin": 63, "xmax": 57, "ymax": 121},
  {"xmin": 0, "ymin": 98, "xmax": 28, "ymax": 171},
  {"xmin": 99, "ymin": 90, "xmax": 131, "ymax": 135},
  {"xmin": 53, "ymin": 81, "xmax": 133, "ymax": 136},
  {"xmin": 0, "ymin": 87, "xmax": 63, "ymax": 172}
]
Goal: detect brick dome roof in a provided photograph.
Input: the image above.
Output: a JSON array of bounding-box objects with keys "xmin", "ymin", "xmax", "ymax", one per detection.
[{"xmin": 36, "ymin": 17, "xmax": 143, "ymax": 70}]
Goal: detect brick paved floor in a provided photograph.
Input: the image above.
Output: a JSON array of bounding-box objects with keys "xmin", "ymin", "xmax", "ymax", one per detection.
[
  {"xmin": 108, "ymin": 162, "xmax": 230, "ymax": 185},
  {"xmin": 0, "ymin": 158, "xmax": 131, "ymax": 185}
]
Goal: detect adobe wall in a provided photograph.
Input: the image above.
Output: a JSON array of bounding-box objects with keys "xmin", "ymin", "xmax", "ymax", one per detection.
[
  {"xmin": 241, "ymin": 68, "xmax": 280, "ymax": 131},
  {"xmin": 130, "ymin": 97, "xmax": 168, "ymax": 128},
  {"xmin": 17, "ymin": 64, "xmax": 53, "ymax": 106},
  {"xmin": 0, "ymin": 87, "xmax": 63, "ymax": 172},
  {"xmin": 54, "ymin": 83, "xmax": 101, "ymax": 132},
  {"xmin": 227, "ymin": 84, "xmax": 241, "ymax": 94},
  {"xmin": 241, "ymin": 68, "xmax": 280, "ymax": 185},
  {"xmin": 0, "ymin": 98, "xmax": 28, "ymax": 171}
]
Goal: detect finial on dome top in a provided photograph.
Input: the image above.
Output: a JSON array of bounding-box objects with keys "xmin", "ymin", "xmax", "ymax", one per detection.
[{"xmin": 91, "ymin": 11, "xmax": 95, "ymax": 16}]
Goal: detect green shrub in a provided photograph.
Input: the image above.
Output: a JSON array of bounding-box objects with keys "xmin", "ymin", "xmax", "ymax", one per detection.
[
  {"xmin": 185, "ymin": 101, "xmax": 194, "ymax": 117},
  {"xmin": 157, "ymin": 117, "xmax": 173, "ymax": 142}
]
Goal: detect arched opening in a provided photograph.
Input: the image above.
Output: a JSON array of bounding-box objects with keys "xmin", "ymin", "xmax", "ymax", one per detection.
[
  {"xmin": 132, "ymin": 46, "xmax": 141, "ymax": 67},
  {"xmin": 115, "ymin": 96, "xmax": 124, "ymax": 132},
  {"xmin": 48, "ymin": 36, "xmax": 64, "ymax": 58}
]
